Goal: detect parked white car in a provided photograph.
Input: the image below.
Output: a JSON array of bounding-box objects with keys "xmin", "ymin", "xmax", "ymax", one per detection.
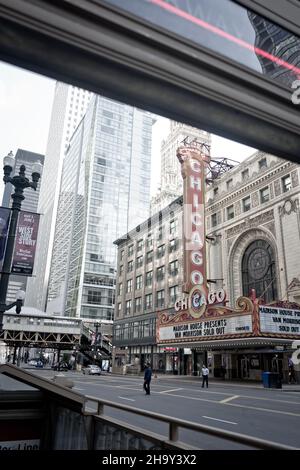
[{"xmin": 82, "ymin": 365, "xmax": 101, "ymax": 375}]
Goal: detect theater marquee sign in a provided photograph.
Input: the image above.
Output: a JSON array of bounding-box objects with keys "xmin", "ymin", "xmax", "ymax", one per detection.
[
  {"xmin": 157, "ymin": 296, "xmax": 255, "ymax": 344},
  {"xmin": 259, "ymin": 305, "xmax": 300, "ymax": 336}
]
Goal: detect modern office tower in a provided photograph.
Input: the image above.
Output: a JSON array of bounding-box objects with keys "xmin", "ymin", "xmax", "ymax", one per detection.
[
  {"xmin": 1, "ymin": 149, "xmax": 44, "ymax": 303},
  {"xmin": 150, "ymin": 121, "xmax": 211, "ymax": 214},
  {"xmin": 46, "ymin": 95, "xmax": 153, "ymax": 325},
  {"xmin": 25, "ymin": 83, "xmax": 92, "ymax": 310}
]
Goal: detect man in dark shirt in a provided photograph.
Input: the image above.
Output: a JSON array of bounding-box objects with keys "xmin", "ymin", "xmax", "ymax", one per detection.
[{"xmin": 143, "ymin": 362, "xmax": 152, "ymax": 395}]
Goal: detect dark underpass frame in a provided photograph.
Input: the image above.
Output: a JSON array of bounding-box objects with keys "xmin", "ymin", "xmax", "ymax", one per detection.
[{"xmin": 0, "ymin": 0, "xmax": 299, "ymax": 162}]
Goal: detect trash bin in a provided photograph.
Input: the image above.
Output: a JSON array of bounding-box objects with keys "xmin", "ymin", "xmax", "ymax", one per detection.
[
  {"xmin": 262, "ymin": 372, "xmax": 282, "ymax": 388},
  {"xmin": 262, "ymin": 371, "xmax": 271, "ymax": 388}
]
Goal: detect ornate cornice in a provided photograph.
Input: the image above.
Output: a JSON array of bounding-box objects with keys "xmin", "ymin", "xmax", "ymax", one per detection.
[
  {"xmin": 287, "ymin": 277, "xmax": 300, "ymax": 291},
  {"xmin": 225, "ymin": 210, "xmax": 274, "ymax": 238},
  {"xmin": 279, "ymin": 197, "xmax": 299, "ymax": 217},
  {"xmin": 207, "ymin": 160, "xmax": 295, "ymax": 212}
]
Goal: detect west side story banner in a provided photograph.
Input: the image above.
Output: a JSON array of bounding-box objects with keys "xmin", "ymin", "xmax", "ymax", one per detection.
[
  {"xmin": 0, "ymin": 207, "xmax": 11, "ymax": 271},
  {"xmin": 12, "ymin": 211, "xmax": 40, "ymax": 275}
]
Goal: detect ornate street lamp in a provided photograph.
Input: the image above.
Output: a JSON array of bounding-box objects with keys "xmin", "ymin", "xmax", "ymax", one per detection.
[{"xmin": 0, "ymin": 151, "xmax": 42, "ymax": 332}]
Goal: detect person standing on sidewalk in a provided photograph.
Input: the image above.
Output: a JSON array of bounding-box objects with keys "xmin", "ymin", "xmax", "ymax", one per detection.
[
  {"xmin": 201, "ymin": 364, "xmax": 209, "ymax": 388},
  {"xmin": 143, "ymin": 362, "xmax": 152, "ymax": 395}
]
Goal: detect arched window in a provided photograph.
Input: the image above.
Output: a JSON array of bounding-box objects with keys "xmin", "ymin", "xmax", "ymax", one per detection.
[{"xmin": 242, "ymin": 240, "xmax": 277, "ymax": 303}]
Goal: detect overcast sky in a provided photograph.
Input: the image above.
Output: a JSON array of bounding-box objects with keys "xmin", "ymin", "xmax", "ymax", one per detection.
[{"xmin": 0, "ymin": 61, "xmax": 256, "ymax": 200}]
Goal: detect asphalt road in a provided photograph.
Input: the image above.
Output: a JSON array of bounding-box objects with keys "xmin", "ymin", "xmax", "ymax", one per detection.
[{"xmin": 25, "ymin": 369, "xmax": 300, "ymax": 450}]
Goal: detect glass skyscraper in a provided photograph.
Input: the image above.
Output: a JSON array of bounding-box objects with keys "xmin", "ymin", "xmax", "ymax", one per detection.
[
  {"xmin": 47, "ymin": 95, "xmax": 153, "ymax": 324},
  {"xmin": 25, "ymin": 83, "xmax": 92, "ymax": 310}
]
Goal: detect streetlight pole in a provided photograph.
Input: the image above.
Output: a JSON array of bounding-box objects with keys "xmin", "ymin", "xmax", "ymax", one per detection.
[
  {"xmin": 0, "ymin": 151, "xmax": 42, "ymax": 332},
  {"xmin": 93, "ymin": 322, "xmax": 102, "ymax": 365}
]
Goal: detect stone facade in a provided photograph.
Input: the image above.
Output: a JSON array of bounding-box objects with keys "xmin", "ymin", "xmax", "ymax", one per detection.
[{"xmin": 206, "ymin": 151, "xmax": 300, "ymax": 306}]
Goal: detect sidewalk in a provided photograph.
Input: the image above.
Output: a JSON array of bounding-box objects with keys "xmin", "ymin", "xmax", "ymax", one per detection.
[{"xmin": 147, "ymin": 373, "xmax": 300, "ymax": 391}]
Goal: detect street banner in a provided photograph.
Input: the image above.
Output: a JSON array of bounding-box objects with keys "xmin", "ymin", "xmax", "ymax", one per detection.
[
  {"xmin": 0, "ymin": 206, "xmax": 11, "ymax": 271},
  {"xmin": 12, "ymin": 211, "xmax": 40, "ymax": 275}
]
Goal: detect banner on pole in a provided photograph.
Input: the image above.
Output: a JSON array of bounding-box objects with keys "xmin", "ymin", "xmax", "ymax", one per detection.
[
  {"xmin": 0, "ymin": 206, "xmax": 11, "ymax": 271},
  {"xmin": 12, "ymin": 211, "xmax": 40, "ymax": 275}
]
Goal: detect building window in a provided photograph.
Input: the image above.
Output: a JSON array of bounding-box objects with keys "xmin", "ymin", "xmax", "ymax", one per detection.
[
  {"xmin": 211, "ymin": 213, "xmax": 217, "ymax": 227},
  {"xmin": 117, "ymin": 303, "xmax": 122, "ymax": 317},
  {"xmin": 282, "ymin": 175, "xmax": 292, "ymax": 193},
  {"xmin": 157, "ymin": 265, "xmax": 165, "ymax": 281},
  {"xmin": 169, "ymin": 285, "xmax": 178, "ymax": 304},
  {"xmin": 157, "ymin": 226, "xmax": 164, "ymax": 241},
  {"xmin": 227, "ymin": 205, "xmax": 234, "ymax": 220},
  {"xmin": 146, "ymin": 250, "xmax": 153, "ymax": 263},
  {"xmin": 97, "ymin": 157, "xmax": 106, "ymax": 166},
  {"xmin": 156, "ymin": 290, "xmax": 165, "ymax": 308},
  {"xmin": 226, "ymin": 179, "xmax": 233, "ymax": 190},
  {"xmin": 169, "ymin": 239, "xmax": 178, "ymax": 253},
  {"xmin": 118, "ymin": 283, "xmax": 123, "ymax": 296},
  {"xmin": 146, "ymin": 234, "xmax": 153, "ymax": 248},
  {"xmin": 136, "ymin": 256, "xmax": 143, "ymax": 268},
  {"xmin": 242, "ymin": 240, "xmax": 277, "ymax": 303},
  {"xmin": 259, "ymin": 158, "xmax": 267, "ymax": 170},
  {"xmin": 242, "ymin": 196, "xmax": 251, "ymax": 212},
  {"xmin": 145, "ymin": 293, "xmax": 153, "ymax": 310},
  {"xmin": 125, "ymin": 299, "xmax": 132, "ymax": 315},
  {"xmin": 126, "ymin": 279, "xmax": 132, "ymax": 293},
  {"xmin": 242, "ymin": 169, "xmax": 249, "ymax": 181},
  {"xmin": 127, "ymin": 260, "xmax": 133, "ymax": 272},
  {"xmin": 119, "ymin": 265, "xmax": 124, "ymax": 275},
  {"xmin": 260, "ymin": 187, "xmax": 269, "ymax": 203},
  {"xmin": 136, "ymin": 275, "xmax": 142, "ymax": 290},
  {"xmin": 157, "ymin": 244, "xmax": 165, "ymax": 258},
  {"xmin": 146, "ymin": 270, "xmax": 153, "ymax": 287},
  {"xmin": 169, "ymin": 260, "xmax": 179, "ymax": 276},
  {"xmin": 135, "ymin": 297, "xmax": 142, "ymax": 313},
  {"xmin": 120, "ymin": 250, "xmax": 124, "ymax": 260},
  {"xmin": 170, "ymin": 219, "xmax": 178, "ymax": 235},
  {"xmin": 137, "ymin": 239, "xmax": 143, "ymax": 251},
  {"xmin": 87, "ymin": 290, "xmax": 102, "ymax": 304},
  {"xmin": 213, "ymin": 187, "xmax": 218, "ymax": 196},
  {"xmin": 128, "ymin": 244, "xmax": 134, "ymax": 257}
]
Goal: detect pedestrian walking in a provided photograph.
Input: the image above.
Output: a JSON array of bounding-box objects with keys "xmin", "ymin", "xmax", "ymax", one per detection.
[
  {"xmin": 143, "ymin": 362, "xmax": 152, "ymax": 395},
  {"xmin": 288, "ymin": 364, "xmax": 297, "ymax": 384},
  {"xmin": 201, "ymin": 364, "xmax": 209, "ymax": 388}
]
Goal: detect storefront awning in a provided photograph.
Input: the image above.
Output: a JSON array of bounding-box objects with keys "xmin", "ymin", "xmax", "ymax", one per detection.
[{"xmin": 159, "ymin": 337, "xmax": 295, "ymax": 351}]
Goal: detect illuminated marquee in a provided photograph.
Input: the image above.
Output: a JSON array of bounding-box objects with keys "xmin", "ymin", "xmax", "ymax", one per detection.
[{"xmin": 177, "ymin": 144, "xmax": 209, "ymax": 317}]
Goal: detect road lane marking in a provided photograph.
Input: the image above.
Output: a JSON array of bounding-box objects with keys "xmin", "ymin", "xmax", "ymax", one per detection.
[
  {"xmin": 160, "ymin": 388, "xmax": 183, "ymax": 393},
  {"xmin": 202, "ymin": 416, "xmax": 237, "ymax": 425},
  {"xmin": 73, "ymin": 387, "xmax": 84, "ymax": 391},
  {"xmin": 226, "ymin": 402, "xmax": 300, "ymax": 417},
  {"xmin": 230, "ymin": 394, "xmax": 300, "ymax": 406},
  {"xmin": 220, "ymin": 395, "xmax": 240, "ymax": 404},
  {"xmin": 118, "ymin": 396, "xmax": 136, "ymax": 402}
]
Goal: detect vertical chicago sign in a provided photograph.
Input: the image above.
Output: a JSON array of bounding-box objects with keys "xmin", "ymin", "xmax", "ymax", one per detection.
[
  {"xmin": 177, "ymin": 142, "xmax": 209, "ymax": 318},
  {"xmin": 157, "ymin": 141, "xmax": 255, "ymax": 347}
]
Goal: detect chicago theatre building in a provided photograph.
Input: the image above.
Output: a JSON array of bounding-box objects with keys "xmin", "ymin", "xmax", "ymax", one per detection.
[{"xmin": 113, "ymin": 147, "xmax": 300, "ymax": 382}]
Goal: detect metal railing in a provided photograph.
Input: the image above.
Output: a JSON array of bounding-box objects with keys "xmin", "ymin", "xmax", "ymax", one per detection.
[{"xmin": 83, "ymin": 394, "xmax": 298, "ymax": 450}]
